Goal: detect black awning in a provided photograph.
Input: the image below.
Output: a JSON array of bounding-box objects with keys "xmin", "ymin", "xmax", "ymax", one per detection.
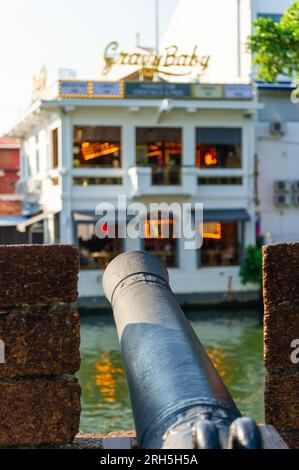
[
  {"xmin": 203, "ymin": 209, "xmax": 250, "ymax": 222},
  {"xmin": 73, "ymin": 211, "xmax": 133, "ymax": 223}
]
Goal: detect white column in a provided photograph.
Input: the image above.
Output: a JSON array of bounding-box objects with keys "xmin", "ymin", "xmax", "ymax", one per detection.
[
  {"xmin": 122, "ymin": 123, "xmax": 135, "ymax": 195},
  {"xmin": 182, "ymin": 124, "xmax": 197, "ymax": 196},
  {"xmin": 183, "ymin": 124, "xmax": 196, "ymax": 166},
  {"xmin": 244, "ymin": 118, "xmax": 256, "ymax": 247},
  {"xmin": 59, "ymin": 112, "xmax": 73, "ymax": 244}
]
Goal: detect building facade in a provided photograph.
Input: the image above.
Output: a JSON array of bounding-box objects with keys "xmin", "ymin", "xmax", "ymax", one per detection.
[
  {"xmin": 7, "ymin": 0, "xmax": 298, "ymax": 305},
  {"xmin": 0, "ymin": 137, "xmax": 25, "ymax": 244},
  {"xmin": 9, "ymin": 81, "xmax": 259, "ymax": 305},
  {"xmin": 252, "ymin": 0, "xmax": 299, "ymax": 244}
]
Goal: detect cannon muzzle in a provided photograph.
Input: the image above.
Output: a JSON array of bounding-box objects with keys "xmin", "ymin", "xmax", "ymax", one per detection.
[{"xmin": 103, "ymin": 251, "xmax": 262, "ymax": 449}]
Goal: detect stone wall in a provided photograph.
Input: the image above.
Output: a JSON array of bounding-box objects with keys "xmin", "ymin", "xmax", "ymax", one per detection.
[
  {"xmin": 0, "ymin": 245, "xmax": 81, "ymax": 447},
  {"xmin": 263, "ymin": 243, "xmax": 299, "ymax": 449}
]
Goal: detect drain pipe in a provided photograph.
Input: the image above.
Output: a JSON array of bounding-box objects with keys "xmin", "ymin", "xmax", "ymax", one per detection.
[{"xmin": 103, "ymin": 251, "xmax": 262, "ymax": 449}]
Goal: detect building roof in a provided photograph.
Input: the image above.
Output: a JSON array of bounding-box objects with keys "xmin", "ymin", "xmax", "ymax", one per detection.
[
  {"xmin": 0, "ymin": 136, "xmax": 20, "ymax": 148},
  {"xmin": 0, "ymin": 215, "xmax": 27, "ymax": 227}
]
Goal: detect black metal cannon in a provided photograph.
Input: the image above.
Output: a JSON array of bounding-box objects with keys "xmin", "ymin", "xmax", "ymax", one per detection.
[{"xmin": 103, "ymin": 251, "xmax": 262, "ymax": 449}]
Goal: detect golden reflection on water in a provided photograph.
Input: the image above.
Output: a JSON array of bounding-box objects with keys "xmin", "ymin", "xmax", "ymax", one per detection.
[
  {"xmin": 78, "ymin": 312, "xmax": 264, "ymax": 434},
  {"xmin": 207, "ymin": 347, "xmax": 226, "ymax": 378},
  {"xmin": 94, "ymin": 352, "xmax": 125, "ymax": 404}
]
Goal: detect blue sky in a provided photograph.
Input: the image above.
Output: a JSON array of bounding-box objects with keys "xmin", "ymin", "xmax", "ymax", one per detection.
[{"xmin": 0, "ymin": 0, "xmax": 178, "ymax": 135}]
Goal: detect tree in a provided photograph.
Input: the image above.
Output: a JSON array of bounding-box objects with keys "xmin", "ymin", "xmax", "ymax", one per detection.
[
  {"xmin": 240, "ymin": 245, "xmax": 263, "ymax": 288},
  {"xmin": 248, "ymin": 0, "xmax": 299, "ymax": 83}
]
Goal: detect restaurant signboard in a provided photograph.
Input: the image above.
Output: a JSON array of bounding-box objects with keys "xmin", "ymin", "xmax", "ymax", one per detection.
[
  {"xmin": 124, "ymin": 82, "xmax": 191, "ymax": 98},
  {"xmin": 58, "ymin": 80, "xmax": 252, "ymax": 101},
  {"xmin": 102, "ymin": 42, "xmax": 210, "ymax": 79}
]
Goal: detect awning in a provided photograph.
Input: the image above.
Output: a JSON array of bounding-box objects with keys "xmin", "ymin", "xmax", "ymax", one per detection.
[
  {"xmin": 203, "ymin": 209, "xmax": 250, "ymax": 222},
  {"xmin": 0, "ymin": 215, "xmax": 28, "ymax": 228},
  {"xmin": 73, "ymin": 211, "xmax": 133, "ymax": 223}
]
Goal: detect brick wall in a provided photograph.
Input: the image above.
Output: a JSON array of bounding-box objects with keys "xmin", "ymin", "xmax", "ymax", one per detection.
[{"xmin": 0, "ymin": 200, "xmax": 22, "ymax": 215}]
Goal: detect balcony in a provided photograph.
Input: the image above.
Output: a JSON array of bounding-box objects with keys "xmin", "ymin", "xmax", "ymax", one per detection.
[{"xmin": 128, "ymin": 166, "xmax": 197, "ymax": 197}]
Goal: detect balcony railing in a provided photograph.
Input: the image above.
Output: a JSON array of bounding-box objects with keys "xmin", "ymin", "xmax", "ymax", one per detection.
[
  {"xmin": 151, "ymin": 165, "xmax": 181, "ymax": 186},
  {"xmin": 128, "ymin": 166, "xmax": 197, "ymax": 197}
]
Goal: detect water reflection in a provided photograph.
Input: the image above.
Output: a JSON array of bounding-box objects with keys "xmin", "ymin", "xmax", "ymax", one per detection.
[{"xmin": 78, "ymin": 309, "xmax": 264, "ymax": 434}]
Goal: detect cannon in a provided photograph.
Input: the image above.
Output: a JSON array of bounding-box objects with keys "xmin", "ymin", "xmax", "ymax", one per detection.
[{"xmin": 103, "ymin": 251, "xmax": 262, "ymax": 449}]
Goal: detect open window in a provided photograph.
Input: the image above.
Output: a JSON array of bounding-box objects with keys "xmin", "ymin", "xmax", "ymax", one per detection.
[
  {"xmin": 136, "ymin": 127, "xmax": 182, "ymax": 185},
  {"xmin": 196, "ymin": 128, "xmax": 242, "ymax": 169},
  {"xmin": 200, "ymin": 221, "xmax": 241, "ymax": 267},
  {"xmin": 73, "ymin": 126, "xmax": 121, "ymax": 168},
  {"xmin": 144, "ymin": 213, "xmax": 178, "ymax": 267},
  {"xmin": 75, "ymin": 213, "xmax": 122, "ymax": 270}
]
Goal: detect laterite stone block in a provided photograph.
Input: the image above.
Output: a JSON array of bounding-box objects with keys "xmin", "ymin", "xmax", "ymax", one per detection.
[
  {"xmin": 265, "ymin": 371, "xmax": 299, "ymax": 432},
  {"xmin": 0, "ymin": 377, "xmax": 81, "ymax": 447},
  {"xmin": 0, "ymin": 245, "xmax": 79, "ymax": 307},
  {"xmin": 263, "ymin": 243, "xmax": 299, "ymax": 310},
  {"xmin": 280, "ymin": 431, "xmax": 299, "ymax": 449},
  {"xmin": 264, "ymin": 307, "xmax": 299, "ymax": 370},
  {"xmin": 0, "ymin": 305, "xmax": 80, "ymax": 377}
]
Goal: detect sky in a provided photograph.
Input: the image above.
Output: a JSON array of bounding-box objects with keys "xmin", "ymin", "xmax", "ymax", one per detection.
[{"xmin": 0, "ymin": 0, "xmax": 178, "ymax": 135}]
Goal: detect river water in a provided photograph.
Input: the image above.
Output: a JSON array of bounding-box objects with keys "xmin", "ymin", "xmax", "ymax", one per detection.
[{"xmin": 77, "ymin": 309, "xmax": 264, "ymax": 434}]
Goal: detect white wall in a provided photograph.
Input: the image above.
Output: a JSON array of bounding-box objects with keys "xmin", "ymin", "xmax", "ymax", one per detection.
[
  {"xmin": 160, "ymin": 0, "xmax": 252, "ymax": 83},
  {"xmin": 257, "ymin": 122, "xmax": 299, "ymax": 242}
]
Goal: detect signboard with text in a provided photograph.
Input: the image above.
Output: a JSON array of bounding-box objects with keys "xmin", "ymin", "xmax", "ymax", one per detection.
[
  {"xmin": 58, "ymin": 80, "xmax": 253, "ymax": 101},
  {"xmin": 92, "ymin": 81, "xmax": 123, "ymax": 98},
  {"xmin": 125, "ymin": 82, "xmax": 191, "ymax": 98},
  {"xmin": 59, "ymin": 81, "xmax": 89, "ymax": 97},
  {"xmin": 192, "ymin": 84, "xmax": 223, "ymax": 99},
  {"xmin": 224, "ymin": 84, "xmax": 252, "ymax": 100}
]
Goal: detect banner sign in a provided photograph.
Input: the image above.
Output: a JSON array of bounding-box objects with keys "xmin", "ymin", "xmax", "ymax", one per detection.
[
  {"xmin": 192, "ymin": 84, "xmax": 223, "ymax": 99},
  {"xmin": 92, "ymin": 81, "xmax": 123, "ymax": 98},
  {"xmin": 125, "ymin": 82, "xmax": 191, "ymax": 98},
  {"xmin": 224, "ymin": 84, "xmax": 252, "ymax": 99},
  {"xmin": 58, "ymin": 80, "xmax": 252, "ymax": 101},
  {"xmin": 59, "ymin": 81, "xmax": 89, "ymax": 97}
]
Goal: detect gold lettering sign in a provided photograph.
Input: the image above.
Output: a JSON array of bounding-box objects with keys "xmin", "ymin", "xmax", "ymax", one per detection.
[
  {"xmin": 81, "ymin": 142, "xmax": 120, "ymax": 161},
  {"xmin": 102, "ymin": 42, "xmax": 210, "ymax": 78}
]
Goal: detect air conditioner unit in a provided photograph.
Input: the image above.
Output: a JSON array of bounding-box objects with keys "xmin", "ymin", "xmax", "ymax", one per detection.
[
  {"xmin": 292, "ymin": 181, "xmax": 299, "ymax": 192},
  {"xmin": 293, "ymin": 193, "xmax": 299, "ymax": 206},
  {"xmin": 274, "ymin": 180, "xmax": 292, "ymax": 193},
  {"xmin": 274, "ymin": 193, "xmax": 292, "ymax": 207},
  {"xmin": 269, "ymin": 121, "xmax": 286, "ymax": 137}
]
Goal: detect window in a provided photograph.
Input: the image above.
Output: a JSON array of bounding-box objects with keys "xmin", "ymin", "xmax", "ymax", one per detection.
[
  {"xmin": 136, "ymin": 127, "xmax": 182, "ymax": 185},
  {"xmin": 144, "ymin": 213, "xmax": 177, "ymax": 267},
  {"xmin": 73, "ymin": 126, "xmax": 121, "ymax": 168},
  {"xmin": 51, "ymin": 128, "xmax": 59, "ymax": 169},
  {"xmin": 196, "ymin": 128, "xmax": 242, "ymax": 169},
  {"xmin": 77, "ymin": 219, "xmax": 122, "ymax": 270},
  {"xmin": 200, "ymin": 222, "xmax": 241, "ymax": 267},
  {"xmin": 257, "ymin": 13, "xmax": 282, "ymax": 23}
]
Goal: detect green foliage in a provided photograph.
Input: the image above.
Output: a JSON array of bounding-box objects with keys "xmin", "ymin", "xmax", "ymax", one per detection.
[
  {"xmin": 240, "ymin": 245, "xmax": 262, "ymax": 287},
  {"xmin": 248, "ymin": 0, "xmax": 299, "ymax": 82}
]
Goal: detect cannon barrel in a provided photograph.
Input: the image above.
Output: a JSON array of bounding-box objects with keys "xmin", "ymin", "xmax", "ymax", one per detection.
[{"xmin": 103, "ymin": 251, "xmax": 262, "ymax": 449}]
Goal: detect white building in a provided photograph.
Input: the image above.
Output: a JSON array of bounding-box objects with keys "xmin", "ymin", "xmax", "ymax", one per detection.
[
  {"xmin": 253, "ymin": 1, "xmax": 299, "ymax": 244},
  {"xmin": 8, "ymin": 0, "xmax": 298, "ymax": 306}
]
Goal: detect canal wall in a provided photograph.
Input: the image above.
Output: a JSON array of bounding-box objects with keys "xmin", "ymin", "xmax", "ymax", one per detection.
[
  {"xmin": 263, "ymin": 243, "xmax": 299, "ymax": 449},
  {"xmin": 0, "ymin": 245, "xmax": 81, "ymax": 447}
]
